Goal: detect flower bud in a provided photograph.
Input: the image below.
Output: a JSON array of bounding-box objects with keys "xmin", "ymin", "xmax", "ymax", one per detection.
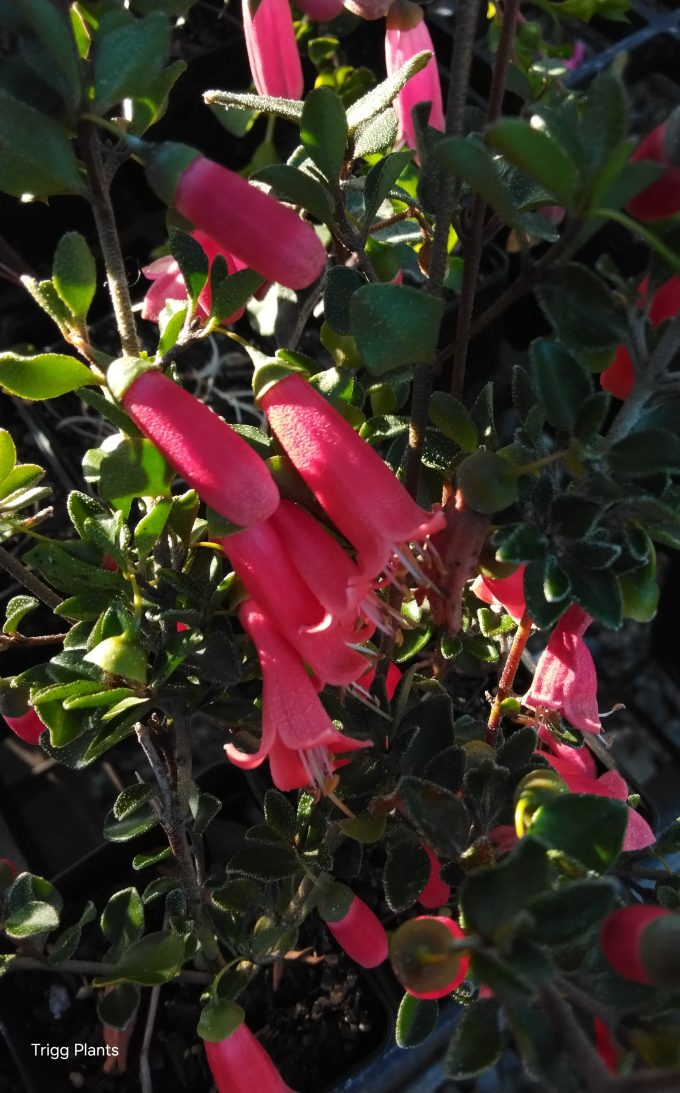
[
  {"xmin": 390, "ymin": 915, "xmax": 469, "ymax": 999},
  {"xmin": 320, "ymin": 887, "xmax": 388, "ymax": 968},
  {"xmin": 600, "ymin": 905, "xmax": 676, "ymax": 985},
  {"xmin": 204, "ymin": 1024, "xmax": 298, "ymax": 1093},
  {"xmin": 84, "ymin": 634, "xmax": 148, "ymax": 685}
]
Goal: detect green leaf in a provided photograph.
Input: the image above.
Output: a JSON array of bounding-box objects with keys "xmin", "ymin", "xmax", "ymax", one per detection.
[
  {"xmin": 0, "ymin": 430, "xmax": 16, "ymax": 486},
  {"xmin": 95, "ymin": 930, "xmax": 185, "ymax": 987},
  {"xmin": 253, "ymin": 164, "xmax": 334, "ymax": 223},
  {"xmin": 384, "ymin": 841, "xmax": 430, "ymax": 912},
  {"xmin": 99, "ymin": 437, "xmax": 173, "ymax": 516},
  {"xmin": 457, "ymin": 450, "xmax": 518, "ymax": 515},
  {"xmin": 101, "ymin": 887, "xmax": 144, "ymax": 948},
  {"xmin": 530, "ymin": 340, "xmax": 592, "ymax": 432},
  {"xmin": 529, "ymin": 795, "xmax": 627, "ymax": 872},
  {"xmin": 505, "ymin": 1002, "xmax": 578, "ymax": 1092},
  {"xmin": 353, "ymin": 108, "xmax": 398, "ymax": 159},
  {"xmin": 0, "ymin": 352, "xmax": 97, "ymax": 399},
  {"xmin": 3, "ymin": 595, "xmax": 39, "ymax": 635},
  {"xmin": 428, "ymin": 392, "xmax": 478, "ymax": 451},
  {"xmin": 579, "ymin": 71, "xmax": 628, "ymax": 179},
  {"xmin": 340, "ymin": 812, "xmax": 387, "ymax": 843},
  {"xmin": 0, "ymin": 91, "xmax": 85, "ymax": 197},
  {"xmin": 363, "ymin": 149, "xmax": 413, "ymax": 228},
  {"xmin": 93, "ymin": 12, "xmax": 170, "ymax": 112},
  {"xmin": 350, "ymin": 284, "xmax": 444, "ymax": 374},
  {"xmin": 229, "ymin": 846, "xmax": 300, "ymax": 881},
  {"xmin": 48, "ymin": 901, "xmax": 96, "ymax": 964},
  {"xmin": 264, "ymin": 789, "xmax": 296, "ymax": 840},
  {"xmin": 607, "ymin": 430, "xmax": 680, "ymax": 478},
  {"xmin": 198, "ymin": 999, "xmax": 245, "ymax": 1043},
  {"xmin": 566, "ymin": 562, "xmax": 622, "ymax": 629},
  {"xmin": 134, "ymin": 498, "xmax": 172, "ymax": 560},
  {"xmin": 528, "ymin": 878, "xmax": 616, "ymax": 944},
  {"xmin": 97, "ymin": 983, "xmax": 140, "ymax": 1030},
  {"xmin": 205, "ymin": 88, "xmax": 304, "ymax": 124},
  {"xmin": 4, "ymin": 900, "xmax": 60, "ymax": 938},
  {"xmin": 53, "ymin": 233, "xmax": 96, "ymax": 320},
  {"xmin": 300, "ymin": 86, "xmax": 347, "ymax": 184},
  {"xmin": 22, "ymin": 0, "xmax": 83, "ymax": 112},
  {"xmin": 325, "ymin": 266, "xmax": 366, "ymax": 336},
  {"xmin": 169, "ymin": 227, "xmax": 208, "ymax": 303},
  {"xmin": 435, "ymin": 136, "xmax": 518, "ymax": 224},
  {"xmin": 210, "ymin": 264, "xmax": 265, "ymax": 324},
  {"xmin": 445, "ymin": 999, "xmax": 502, "ymax": 1079},
  {"xmin": 113, "ymin": 784, "xmax": 155, "ymax": 821},
  {"xmin": 346, "ymin": 51, "xmax": 431, "ymax": 133},
  {"xmin": 395, "ymin": 994, "xmax": 438, "ymax": 1049},
  {"xmin": 487, "ymin": 118, "xmax": 579, "ymax": 207},
  {"xmin": 128, "ymin": 59, "xmax": 187, "ymax": 136},
  {"xmin": 535, "ymin": 264, "xmax": 626, "ymax": 353},
  {"xmin": 460, "ymin": 839, "xmax": 550, "ymax": 937},
  {"xmin": 193, "ymin": 792, "xmax": 222, "ymax": 837},
  {"xmin": 400, "ymin": 776, "xmax": 469, "ymax": 858},
  {"xmin": 103, "ymin": 803, "xmax": 158, "ymax": 843}
]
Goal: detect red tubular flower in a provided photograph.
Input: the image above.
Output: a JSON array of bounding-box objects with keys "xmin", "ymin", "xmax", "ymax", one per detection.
[
  {"xmin": 601, "ymin": 275, "xmax": 680, "ymax": 400},
  {"xmin": 242, "ymin": 0, "xmax": 303, "ymax": 99},
  {"xmin": 594, "ymin": 1018, "xmax": 618, "ymax": 1074},
  {"xmin": 226, "ymin": 601, "xmax": 371, "ymax": 790},
  {"xmin": 385, "ymin": 0, "xmax": 444, "ymax": 150},
  {"xmin": 472, "ymin": 564, "xmax": 528, "ymax": 623},
  {"xmin": 417, "ymin": 846, "xmax": 451, "ymax": 909},
  {"xmin": 626, "ymin": 122, "xmax": 680, "ymax": 223},
  {"xmin": 523, "ymin": 604, "xmax": 601, "ymax": 734},
  {"xmin": 394, "ymin": 916, "xmax": 469, "ymax": 1000},
  {"xmin": 357, "ymin": 661, "xmax": 402, "ymax": 699},
  {"xmin": 204, "ymin": 1024, "xmax": 298, "ymax": 1093},
  {"xmin": 140, "ymin": 143, "xmax": 327, "ymax": 291},
  {"xmin": 257, "ymin": 372, "xmax": 444, "ymax": 580},
  {"xmin": 3, "ymin": 708, "xmax": 44, "ymax": 746},
  {"xmin": 142, "ymin": 230, "xmax": 247, "ymax": 324},
  {"xmin": 108, "ymin": 361, "xmax": 279, "ymax": 528},
  {"xmin": 222, "ymin": 521, "xmax": 371, "ymax": 685},
  {"xmin": 600, "ymin": 905, "xmax": 673, "ymax": 984},
  {"xmin": 324, "ymin": 893, "xmax": 388, "ymax": 968}
]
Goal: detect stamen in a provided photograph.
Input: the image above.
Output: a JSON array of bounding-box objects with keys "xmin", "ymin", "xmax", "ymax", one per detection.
[
  {"xmin": 300, "ymin": 745, "xmax": 333, "ymax": 789},
  {"xmin": 392, "ymin": 543, "xmax": 442, "ymax": 594}
]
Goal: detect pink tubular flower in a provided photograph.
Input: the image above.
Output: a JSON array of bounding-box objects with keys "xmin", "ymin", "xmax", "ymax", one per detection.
[
  {"xmin": 141, "ymin": 143, "xmax": 326, "ymax": 291},
  {"xmin": 297, "ymin": 0, "xmax": 344, "ymax": 17},
  {"xmin": 142, "ymin": 230, "xmax": 247, "ymax": 324},
  {"xmin": 403, "ymin": 916, "xmax": 469, "ymax": 1000},
  {"xmin": 323, "ymin": 893, "xmax": 388, "ymax": 968},
  {"xmin": 385, "ymin": 0, "xmax": 444, "ymax": 150},
  {"xmin": 222, "ymin": 521, "xmax": 371, "ymax": 686},
  {"xmin": 242, "ymin": 0, "xmax": 303, "ymax": 99},
  {"xmin": 258, "ymin": 373, "xmax": 445, "ymax": 580},
  {"xmin": 226, "ymin": 601, "xmax": 371, "ymax": 790},
  {"xmin": 472, "ymin": 564, "xmax": 527, "ymax": 623},
  {"xmin": 600, "ymin": 905, "xmax": 672, "ymax": 984},
  {"xmin": 541, "ymin": 756, "xmax": 654, "ymax": 851},
  {"xmin": 204, "ymin": 1024, "xmax": 298, "ymax": 1093},
  {"xmin": 626, "ymin": 122, "xmax": 680, "ymax": 223},
  {"xmin": 108, "ymin": 363, "xmax": 279, "ymax": 528},
  {"xmin": 523, "ymin": 604, "xmax": 601, "ymax": 734},
  {"xmin": 357, "ymin": 661, "xmax": 402, "ymax": 700},
  {"xmin": 538, "ymin": 724, "xmax": 597, "ymax": 778},
  {"xmin": 417, "ymin": 846, "xmax": 451, "ymax": 909},
  {"xmin": 601, "ymin": 275, "xmax": 680, "ymax": 400},
  {"xmin": 3, "ymin": 708, "xmax": 44, "ymax": 746}
]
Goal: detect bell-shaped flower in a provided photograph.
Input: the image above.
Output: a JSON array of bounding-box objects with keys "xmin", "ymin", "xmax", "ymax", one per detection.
[
  {"xmin": 523, "ymin": 604, "xmax": 601, "ymax": 734},
  {"xmin": 538, "ymin": 724, "xmax": 597, "ymax": 777},
  {"xmin": 385, "ymin": 0, "xmax": 444, "ymax": 149},
  {"xmin": 322, "ymin": 891, "xmax": 388, "ymax": 968},
  {"xmin": 242, "ymin": 0, "xmax": 303, "ymax": 100},
  {"xmin": 204, "ymin": 1023, "xmax": 298, "ymax": 1093},
  {"xmin": 141, "ymin": 230, "xmax": 247, "ymax": 324},
  {"xmin": 626, "ymin": 122, "xmax": 680, "ymax": 223},
  {"xmin": 471, "ymin": 564, "xmax": 528, "ymax": 622},
  {"xmin": 601, "ymin": 275, "xmax": 680, "ymax": 400},
  {"xmin": 257, "ymin": 372, "xmax": 445, "ymax": 581},
  {"xmin": 540, "ymin": 756, "xmax": 654, "ymax": 851},
  {"xmin": 417, "ymin": 846, "xmax": 450, "ymax": 909},
  {"xmin": 108, "ymin": 361, "xmax": 280, "ymax": 528},
  {"xmin": 222, "ymin": 520, "xmax": 371, "ymax": 686},
  {"xmin": 226, "ymin": 601, "xmax": 371, "ymax": 790}
]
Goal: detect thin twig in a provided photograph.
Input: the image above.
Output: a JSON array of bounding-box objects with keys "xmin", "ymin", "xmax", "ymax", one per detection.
[
  {"xmin": 0, "ymin": 545, "xmax": 62, "ymax": 610},
  {"xmin": 486, "ymin": 612, "xmax": 533, "ymax": 747},
  {"xmin": 79, "ymin": 121, "xmax": 140, "ymax": 358},
  {"xmin": 139, "ymin": 985, "xmax": 161, "ymax": 1093},
  {"xmin": 540, "ymin": 982, "xmax": 614, "ymax": 1093},
  {"xmin": 7, "ymin": 955, "xmax": 210, "ymax": 984},
  {"xmin": 0, "ymin": 632, "xmax": 67, "ymax": 648}
]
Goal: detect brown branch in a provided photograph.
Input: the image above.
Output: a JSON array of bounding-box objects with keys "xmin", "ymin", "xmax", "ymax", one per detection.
[
  {"xmin": 7, "ymin": 955, "xmax": 210, "ymax": 985},
  {"xmin": 0, "ymin": 545, "xmax": 62, "ymax": 610},
  {"xmin": 540, "ymin": 982, "xmax": 614, "ymax": 1093},
  {"xmin": 486, "ymin": 612, "xmax": 533, "ymax": 747}
]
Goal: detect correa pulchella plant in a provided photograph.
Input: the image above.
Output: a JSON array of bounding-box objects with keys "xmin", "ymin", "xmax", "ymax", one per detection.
[{"xmin": 1, "ymin": 0, "xmax": 680, "ymax": 1090}]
